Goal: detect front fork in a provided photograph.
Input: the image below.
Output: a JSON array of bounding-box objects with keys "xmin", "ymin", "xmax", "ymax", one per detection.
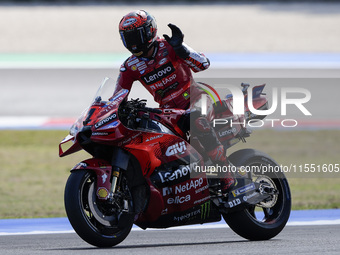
[
  {"xmin": 108, "ymin": 148, "xmax": 131, "ymax": 212},
  {"xmin": 108, "ymin": 167, "xmax": 120, "ymax": 200},
  {"xmin": 107, "ymin": 166, "xmax": 130, "ymax": 214},
  {"xmin": 109, "ymin": 147, "xmax": 130, "ymax": 196}
]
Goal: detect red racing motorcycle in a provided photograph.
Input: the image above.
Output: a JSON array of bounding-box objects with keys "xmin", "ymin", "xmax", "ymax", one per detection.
[{"xmin": 59, "ymin": 77, "xmax": 291, "ymax": 247}]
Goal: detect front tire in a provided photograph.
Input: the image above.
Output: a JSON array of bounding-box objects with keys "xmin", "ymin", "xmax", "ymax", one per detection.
[
  {"xmin": 64, "ymin": 169, "xmax": 134, "ymax": 247},
  {"xmin": 223, "ymin": 149, "xmax": 291, "ymax": 240}
]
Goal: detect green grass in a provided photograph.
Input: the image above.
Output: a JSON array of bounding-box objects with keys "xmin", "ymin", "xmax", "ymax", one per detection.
[
  {"xmin": 0, "ymin": 130, "xmax": 339, "ymax": 219},
  {"xmin": 0, "ymin": 130, "xmax": 89, "ymax": 219},
  {"xmin": 230, "ymin": 129, "xmax": 340, "ymax": 210}
]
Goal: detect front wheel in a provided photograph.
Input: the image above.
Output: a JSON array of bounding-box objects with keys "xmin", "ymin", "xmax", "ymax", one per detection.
[
  {"xmin": 223, "ymin": 149, "xmax": 291, "ymax": 240},
  {"xmin": 64, "ymin": 169, "xmax": 134, "ymax": 247}
]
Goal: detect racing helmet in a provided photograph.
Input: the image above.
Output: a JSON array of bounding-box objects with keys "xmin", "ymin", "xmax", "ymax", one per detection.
[{"xmin": 119, "ymin": 10, "xmax": 157, "ymax": 57}]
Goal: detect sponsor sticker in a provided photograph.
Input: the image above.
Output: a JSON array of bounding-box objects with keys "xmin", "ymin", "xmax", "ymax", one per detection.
[
  {"xmin": 101, "ymin": 173, "xmax": 108, "ymax": 184},
  {"xmin": 136, "ymin": 61, "xmax": 145, "ymax": 67},
  {"xmin": 174, "ymin": 208, "xmax": 201, "ymax": 222},
  {"xmin": 162, "ymin": 178, "xmax": 204, "ymax": 196},
  {"xmin": 243, "ymin": 192, "xmax": 258, "ymax": 201},
  {"xmin": 141, "ymin": 62, "xmax": 175, "ymax": 85},
  {"xmin": 183, "ymin": 91, "xmax": 190, "ymax": 100},
  {"xmin": 98, "ymin": 121, "xmax": 119, "ymax": 130},
  {"xmin": 158, "ymin": 165, "xmax": 192, "ymax": 185},
  {"xmin": 201, "ymin": 201, "xmax": 211, "ymax": 220},
  {"xmin": 127, "ymin": 58, "xmax": 139, "ymax": 66},
  {"xmin": 162, "ymin": 49, "xmax": 169, "ymax": 57},
  {"xmin": 218, "ymin": 127, "xmax": 237, "ymax": 137},
  {"xmin": 232, "ymin": 183, "xmax": 256, "ymax": 197},
  {"xmin": 145, "ymin": 134, "xmax": 163, "ymax": 142},
  {"xmin": 228, "ymin": 198, "xmax": 242, "ymax": 208},
  {"xmin": 167, "ymin": 194, "xmax": 191, "ymax": 204},
  {"xmin": 110, "ymin": 89, "xmax": 128, "ymax": 102},
  {"xmin": 123, "ymin": 18, "xmax": 137, "ymax": 27},
  {"xmin": 94, "ymin": 113, "xmax": 117, "ymax": 129},
  {"xmin": 92, "ymin": 132, "xmax": 109, "ymax": 136},
  {"xmin": 165, "ymin": 141, "xmax": 187, "ymax": 156},
  {"xmin": 158, "ymin": 58, "xmax": 168, "ymax": 65},
  {"xmin": 97, "ymin": 188, "xmax": 109, "ymax": 199},
  {"xmin": 138, "ymin": 65, "xmax": 147, "ymax": 72}
]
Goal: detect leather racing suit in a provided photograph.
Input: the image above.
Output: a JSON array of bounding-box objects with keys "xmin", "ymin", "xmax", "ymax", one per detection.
[
  {"xmin": 114, "ymin": 38, "xmax": 209, "ymax": 109},
  {"xmin": 115, "ymin": 37, "xmax": 234, "ymax": 191}
]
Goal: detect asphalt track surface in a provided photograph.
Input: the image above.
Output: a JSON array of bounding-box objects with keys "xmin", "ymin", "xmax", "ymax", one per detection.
[
  {"xmin": 1, "ymin": 67, "xmax": 340, "ymax": 122},
  {"xmin": 1, "ymin": 225, "xmax": 339, "ymax": 255}
]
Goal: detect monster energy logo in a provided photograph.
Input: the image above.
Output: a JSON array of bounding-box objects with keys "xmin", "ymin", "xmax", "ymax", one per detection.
[{"xmin": 201, "ymin": 201, "xmax": 211, "ymax": 220}]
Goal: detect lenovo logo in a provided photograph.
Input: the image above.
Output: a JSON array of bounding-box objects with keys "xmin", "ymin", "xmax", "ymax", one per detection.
[
  {"xmin": 141, "ymin": 62, "xmax": 175, "ymax": 85},
  {"xmin": 94, "ymin": 113, "xmax": 117, "ymax": 129}
]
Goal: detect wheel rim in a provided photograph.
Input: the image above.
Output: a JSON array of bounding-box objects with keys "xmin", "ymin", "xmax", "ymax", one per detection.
[
  {"xmin": 243, "ymin": 163, "xmax": 288, "ymax": 225},
  {"xmin": 79, "ymin": 172, "xmax": 133, "ymax": 236}
]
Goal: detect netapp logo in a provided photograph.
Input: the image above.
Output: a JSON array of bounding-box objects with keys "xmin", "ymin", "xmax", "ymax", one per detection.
[{"xmin": 142, "ymin": 62, "xmax": 175, "ymax": 85}]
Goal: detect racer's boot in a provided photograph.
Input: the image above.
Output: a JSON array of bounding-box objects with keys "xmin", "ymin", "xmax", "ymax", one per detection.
[{"xmin": 207, "ymin": 145, "xmax": 235, "ymax": 194}]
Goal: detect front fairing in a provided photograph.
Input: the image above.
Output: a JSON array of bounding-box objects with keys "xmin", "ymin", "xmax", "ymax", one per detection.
[
  {"xmin": 59, "ymin": 77, "xmax": 179, "ymax": 157},
  {"xmin": 69, "ymin": 78, "xmax": 127, "ymax": 137},
  {"xmin": 59, "ymin": 77, "xmax": 129, "ymax": 156},
  {"xmin": 83, "ymin": 90, "xmax": 129, "ymax": 143}
]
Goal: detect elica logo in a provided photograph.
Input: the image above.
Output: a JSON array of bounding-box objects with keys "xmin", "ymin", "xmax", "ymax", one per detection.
[
  {"xmin": 141, "ymin": 62, "xmax": 175, "ymax": 85},
  {"xmin": 167, "ymin": 194, "xmax": 191, "ymax": 205},
  {"xmin": 165, "ymin": 141, "xmax": 187, "ymax": 156},
  {"xmin": 199, "ymin": 84, "xmax": 312, "ymax": 128}
]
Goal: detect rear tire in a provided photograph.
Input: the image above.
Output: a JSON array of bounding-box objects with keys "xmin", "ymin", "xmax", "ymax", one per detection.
[
  {"xmin": 64, "ymin": 170, "xmax": 134, "ymax": 247},
  {"xmin": 223, "ymin": 149, "xmax": 291, "ymax": 240}
]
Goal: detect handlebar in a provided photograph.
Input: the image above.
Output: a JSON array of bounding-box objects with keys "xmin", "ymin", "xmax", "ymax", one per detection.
[
  {"xmin": 124, "ymin": 98, "xmax": 162, "ymax": 114},
  {"xmin": 139, "ymin": 107, "xmax": 163, "ymax": 114}
]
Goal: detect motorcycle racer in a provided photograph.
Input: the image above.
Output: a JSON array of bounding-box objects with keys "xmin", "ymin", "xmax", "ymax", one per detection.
[{"xmin": 115, "ymin": 10, "xmax": 235, "ymax": 193}]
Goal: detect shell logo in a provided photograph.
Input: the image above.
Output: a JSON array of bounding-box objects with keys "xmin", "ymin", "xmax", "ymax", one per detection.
[{"xmin": 97, "ymin": 188, "xmax": 109, "ymax": 199}]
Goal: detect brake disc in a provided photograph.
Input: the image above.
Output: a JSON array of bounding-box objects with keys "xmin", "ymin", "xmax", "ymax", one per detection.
[{"xmin": 88, "ymin": 183, "xmax": 116, "ymax": 226}]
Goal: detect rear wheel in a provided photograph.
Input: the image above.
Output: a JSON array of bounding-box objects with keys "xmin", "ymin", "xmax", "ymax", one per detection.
[
  {"xmin": 223, "ymin": 149, "xmax": 291, "ymax": 240},
  {"xmin": 64, "ymin": 169, "xmax": 134, "ymax": 247}
]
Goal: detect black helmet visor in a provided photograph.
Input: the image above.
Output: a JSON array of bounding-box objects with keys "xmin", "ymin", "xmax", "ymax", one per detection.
[{"xmin": 120, "ymin": 27, "xmax": 146, "ymax": 53}]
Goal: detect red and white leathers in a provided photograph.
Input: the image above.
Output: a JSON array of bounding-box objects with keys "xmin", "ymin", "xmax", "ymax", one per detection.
[
  {"xmin": 114, "ymin": 38, "xmax": 209, "ymax": 109},
  {"xmin": 115, "ymin": 37, "xmax": 235, "ymax": 193}
]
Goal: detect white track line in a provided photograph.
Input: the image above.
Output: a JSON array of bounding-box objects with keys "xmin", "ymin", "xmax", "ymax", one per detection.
[{"xmin": 1, "ymin": 219, "xmax": 340, "ymax": 236}]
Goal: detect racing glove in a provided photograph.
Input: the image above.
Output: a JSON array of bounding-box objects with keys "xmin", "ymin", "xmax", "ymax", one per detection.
[{"xmin": 163, "ymin": 23, "xmax": 190, "ymax": 59}]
